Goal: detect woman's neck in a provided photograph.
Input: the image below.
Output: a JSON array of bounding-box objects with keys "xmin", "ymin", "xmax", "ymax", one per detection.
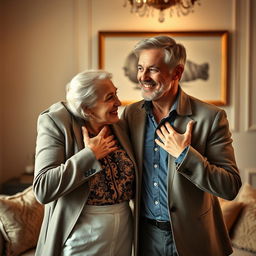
[{"xmin": 85, "ymin": 121, "xmax": 109, "ymax": 136}]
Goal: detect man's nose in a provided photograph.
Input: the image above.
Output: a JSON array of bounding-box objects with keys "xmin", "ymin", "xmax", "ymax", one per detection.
[{"xmin": 138, "ymin": 70, "xmax": 149, "ymax": 81}]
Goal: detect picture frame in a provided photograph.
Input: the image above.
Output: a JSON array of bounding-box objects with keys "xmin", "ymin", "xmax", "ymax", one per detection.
[{"xmin": 98, "ymin": 31, "xmax": 228, "ymax": 106}]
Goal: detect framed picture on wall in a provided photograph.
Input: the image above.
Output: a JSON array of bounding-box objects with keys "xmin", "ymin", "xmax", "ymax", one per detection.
[{"xmin": 98, "ymin": 31, "xmax": 229, "ymax": 106}]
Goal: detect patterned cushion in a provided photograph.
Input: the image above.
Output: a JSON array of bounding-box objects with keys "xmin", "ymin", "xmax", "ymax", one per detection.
[
  {"xmin": 231, "ymin": 183, "xmax": 256, "ymax": 253},
  {"xmin": 219, "ymin": 199, "xmax": 244, "ymax": 232},
  {"xmin": 0, "ymin": 186, "xmax": 43, "ymax": 256},
  {"xmin": 231, "ymin": 203, "xmax": 256, "ymax": 253},
  {"xmin": 237, "ymin": 183, "xmax": 256, "ymax": 204},
  {"xmin": 231, "ymin": 246, "xmax": 256, "ymax": 256}
]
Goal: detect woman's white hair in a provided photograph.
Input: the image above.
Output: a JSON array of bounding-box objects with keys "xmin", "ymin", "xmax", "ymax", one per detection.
[
  {"xmin": 66, "ymin": 69, "xmax": 112, "ymax": 120},
  {"xmin": 134, "ymin": 35, "xmax": 186, "ymax": 70}
]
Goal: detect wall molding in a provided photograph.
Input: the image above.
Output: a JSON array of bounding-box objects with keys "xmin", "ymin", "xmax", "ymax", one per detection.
[
  {"xmin": 229, "ymin": 0, "xmax": 239, "ymax": 132},
  {"xmin": 243, "ymin": 0, "xmax": 256, "ymax": 131},
  {"xmin": 74, "ymin": 0, "xmax": 92, "ymax": 72},
  {"xmin": 246, "ymin": 0, "xmax": 256, "ymax": 131},
  {"xmin": 235, "ymin": 0, "xmax": 255, "ymax": 132}
]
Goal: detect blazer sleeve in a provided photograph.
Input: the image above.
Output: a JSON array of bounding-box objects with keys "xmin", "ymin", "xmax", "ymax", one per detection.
[
  {"xmin": 33, "ymin": 113, "xmax": 102, "ymax": 204},
  {"xmin": 177, "ymin": 109, "xmax": 241, "ymax": 200}
]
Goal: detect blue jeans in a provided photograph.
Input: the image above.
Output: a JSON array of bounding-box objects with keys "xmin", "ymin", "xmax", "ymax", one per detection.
[{"xmin": 139, "ymin": 218, "xmax": 178, "ymax": 256}]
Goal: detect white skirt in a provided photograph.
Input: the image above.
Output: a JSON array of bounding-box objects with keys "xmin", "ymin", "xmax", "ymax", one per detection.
[{"xmin": 61, "ymin": 201, "xmax": 133, "ymax": 256}]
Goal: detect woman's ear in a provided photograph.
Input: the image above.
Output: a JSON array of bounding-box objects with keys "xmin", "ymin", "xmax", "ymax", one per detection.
[
  {"xmin": 172, "ymin": 65, "xmax": 184, "ymax": 81},
  {"xmin": 82, "ymin": 106, "xmax": 91, "ymax": 118}
]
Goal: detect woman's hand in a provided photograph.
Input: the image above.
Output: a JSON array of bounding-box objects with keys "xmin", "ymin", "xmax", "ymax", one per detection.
[{"xmin": 82, "ymin": 126, "xmax": 118, "ymax": 159}]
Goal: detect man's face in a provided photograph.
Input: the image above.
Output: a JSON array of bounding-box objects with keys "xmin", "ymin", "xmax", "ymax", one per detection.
[{"xmin": 137, "ymin": 48, "xmax": 174, "ymax": 101}]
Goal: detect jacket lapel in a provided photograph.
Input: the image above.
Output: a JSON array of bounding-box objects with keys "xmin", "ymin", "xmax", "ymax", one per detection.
[
  {"xmin": 168, "ymin": 88, "xmax": 193, "ymax": 190},
  {"xmin": 71, "ymin": 118, "xmax": 84, "ymax": 152},
  {"xmin": 112, "ymin": 122, "xmax": 137, "ymax": 166},
  {"xmin": 61, "ymin": 102, "xmax": 85, "ymax": 152},
  {"xmin": 174, "ymin": 88, "xmax": 193, "ymax": 133},
  {"xmin": 130, "ymin": 102, "xmax": 146, "ymax": 175}
]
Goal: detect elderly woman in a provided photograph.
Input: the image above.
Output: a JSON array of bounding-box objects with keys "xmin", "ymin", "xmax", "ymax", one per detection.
[{"xmin": 33, "ymin": 70, "xmax": 137, "ymax": 256}]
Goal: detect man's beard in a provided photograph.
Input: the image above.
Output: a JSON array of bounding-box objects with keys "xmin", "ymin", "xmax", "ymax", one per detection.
[{"xmin": 139, "ymin": 80, "xmax": 165, "ymax": 101}]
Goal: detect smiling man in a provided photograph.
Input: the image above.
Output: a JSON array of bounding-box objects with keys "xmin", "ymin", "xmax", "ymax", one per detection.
[{"xmin": 122, "ymin": 35, "xmax": 241, "ymax": 256}]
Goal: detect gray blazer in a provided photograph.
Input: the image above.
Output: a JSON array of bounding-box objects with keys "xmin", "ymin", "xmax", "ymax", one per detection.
[
  {"xmin": 33, "ymin": 102, "xmax": 137, "ymax": 256},
  {"xmin": 122, "ymin": 88, "xmax": 242, "ymax": 256}
]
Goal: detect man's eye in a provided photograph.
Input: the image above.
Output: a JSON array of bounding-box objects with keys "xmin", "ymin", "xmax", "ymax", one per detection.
[
  {"xmin": 149, "ymin": 68, "xmax": 158, "ymax": 72},
  {"xmin": 138, "ymin": 66, "xmax": 143, "ymax": 72}
]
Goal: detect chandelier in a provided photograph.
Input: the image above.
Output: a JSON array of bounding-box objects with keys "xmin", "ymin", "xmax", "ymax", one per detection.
[{"xmin": 124, "ymin": 0, "xmax": 201, "ymax": 23}]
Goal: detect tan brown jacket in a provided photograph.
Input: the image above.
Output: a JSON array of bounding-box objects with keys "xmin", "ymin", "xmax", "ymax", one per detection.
[{"xmin": 122, "ymin": 88, "xmax": 241, "ymax": 256}]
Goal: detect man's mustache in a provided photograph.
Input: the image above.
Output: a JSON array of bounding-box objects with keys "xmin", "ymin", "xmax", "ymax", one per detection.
[{"xmin": 139, "ymin": 80, "xmax": 157, "ymax": 86}]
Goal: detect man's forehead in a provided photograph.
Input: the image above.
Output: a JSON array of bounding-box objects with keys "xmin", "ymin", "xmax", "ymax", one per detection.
[{"xmin": 138, "ymin": 49, "xmax": 164, "ymax": 62}]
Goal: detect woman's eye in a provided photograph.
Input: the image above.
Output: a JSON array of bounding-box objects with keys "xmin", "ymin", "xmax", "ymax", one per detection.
[{"xmin": 106, "ymin": 95, "xmax": 114, "ymax": 101}]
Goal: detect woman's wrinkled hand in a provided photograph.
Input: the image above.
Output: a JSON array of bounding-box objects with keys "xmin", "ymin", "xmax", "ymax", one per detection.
[{"xmin": 82, "ymin": 126, "xmax": 118, "ymax": 160}]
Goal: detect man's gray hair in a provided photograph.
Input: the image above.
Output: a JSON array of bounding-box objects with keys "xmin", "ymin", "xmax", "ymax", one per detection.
[
  {"xmin": 134, "ymin": 35, "xmax": 186, "ymax": 69},
  {"xmin": 66, "ymin": 70, "xmax": 112, "ymax": 120}
]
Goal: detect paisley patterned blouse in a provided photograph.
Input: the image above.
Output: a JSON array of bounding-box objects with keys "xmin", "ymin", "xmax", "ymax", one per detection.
[{"xmin": 86, "ymin": 136, "xmax": 135, "ymax": 206}]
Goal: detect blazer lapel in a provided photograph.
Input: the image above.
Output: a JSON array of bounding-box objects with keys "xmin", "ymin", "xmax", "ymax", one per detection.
[
  {"xmin": 61, "ymin": 102, "xmax": 85, "ymax": 152},
  {"xmin": 112, "ymin": 122, "xmax": 137, "ymax": 166},
  {"xmin": 130, "ymin": 102, "xmax": 146, "ymax": 174},
  {"xmin": 177, "ymin": 88, "xmax": 192, "ymax": 116},
  {"xmin": 71, "ymin": 118, "xmax": 84, "ymax": 152},
  {"xmin": 174, "ymin": 88, "xmax": 193, "ymax": 134},
  {"xmin": 168, "ymin": 88, "xmax": 193, "ymax": 190}
]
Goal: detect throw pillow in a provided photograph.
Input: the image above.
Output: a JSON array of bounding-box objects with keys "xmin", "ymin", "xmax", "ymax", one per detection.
[
  {"xmin": 0, "ymin": 186, "xmax": 44, "ymax": 256},
  {"xmin": 231, "ymin": 203, "xmax": 256, "ymax": 253},
  {"xmin": 218, "ymin": 199, "xmax": 244, "ymax": 232},
  {"xmin": 237, "ymin": 183, "xmax": 256, "ymax": 204}
]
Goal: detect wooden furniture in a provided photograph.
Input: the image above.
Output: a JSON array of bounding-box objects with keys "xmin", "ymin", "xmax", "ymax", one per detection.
[{"xmin": 1, "ymin": 174, "xmax": 33, "ymax": 195}]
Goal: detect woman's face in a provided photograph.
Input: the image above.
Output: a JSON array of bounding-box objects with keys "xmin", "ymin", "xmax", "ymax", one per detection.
[{"xmin": 85, "ymin": 79, "xmax": 121, "ymax": 127}]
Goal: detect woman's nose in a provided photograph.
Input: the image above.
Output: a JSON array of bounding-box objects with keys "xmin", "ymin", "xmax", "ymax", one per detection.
[{"xmin": 115, "ymin": 95, "xmax": 121, "ymax": 107}]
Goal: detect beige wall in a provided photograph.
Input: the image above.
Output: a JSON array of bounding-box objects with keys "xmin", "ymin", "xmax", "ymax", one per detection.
[
  {"xmin": 1, "ymin": 0, "xmax": 78, "ymax": 182},
  {"xmin": 0, "ymin": 0, "xmax": 255, "ymax": 183}
]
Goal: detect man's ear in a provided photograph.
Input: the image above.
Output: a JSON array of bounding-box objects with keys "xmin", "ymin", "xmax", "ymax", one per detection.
[{"xmin": 172, "ymin": 65, "xmax": 184, "ymax": 81}]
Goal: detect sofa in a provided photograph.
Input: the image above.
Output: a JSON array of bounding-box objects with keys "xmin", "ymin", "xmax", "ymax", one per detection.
[
  {"xmin": 219, "ymin": 183, "xmax": 256, "ymax": 256},
  {"xmin": 0, "ymin": 187, "xmax": 42, "ymax": 256},
  {"xmin": 0, "ymin": 184, "xmax": 256, "ymax": 256}
]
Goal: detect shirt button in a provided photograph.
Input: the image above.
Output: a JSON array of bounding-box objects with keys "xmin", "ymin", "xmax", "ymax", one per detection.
[
  {"xmin": 154, "ymin": 201, "xmax": 159, "ymax": 205},
  {"xmin": 153, "ymin": 182, "xmax": 158, "ymax": 187},
  {"xmin": 154, "ymin": 147, "xmax": 158, "ymax": 151},
  {"xmin": 154, "ymin": 164, "xmax": 158, "ymax": 168}
]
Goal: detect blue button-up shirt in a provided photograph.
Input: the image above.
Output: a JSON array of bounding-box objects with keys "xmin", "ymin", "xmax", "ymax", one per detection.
[{"xmin": 141, "ymin": 92, "xmax": 187, "ymax": 221}]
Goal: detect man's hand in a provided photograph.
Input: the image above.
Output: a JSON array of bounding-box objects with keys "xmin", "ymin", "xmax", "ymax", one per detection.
[
  {"xmin": 155, "ymin": 120, "xmax": 194, "ymax": 158},
  {"xmin": 82, "ymin": 126, "xmax": 118, "ymax": 160}
]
